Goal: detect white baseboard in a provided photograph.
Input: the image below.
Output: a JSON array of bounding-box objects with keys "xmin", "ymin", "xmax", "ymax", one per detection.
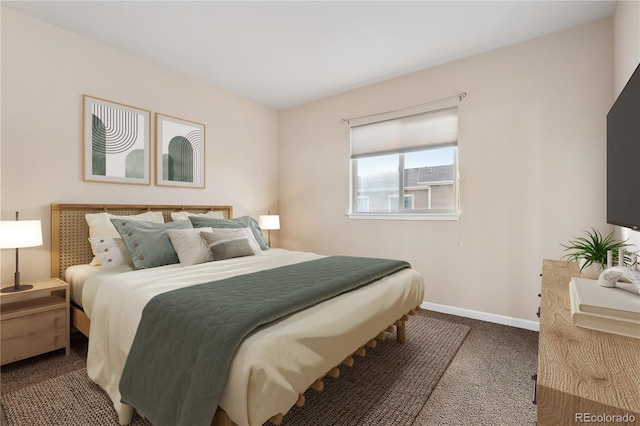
[{"xmin": 421, "ymin": 301, "xmax": 540, "ymax": 332}]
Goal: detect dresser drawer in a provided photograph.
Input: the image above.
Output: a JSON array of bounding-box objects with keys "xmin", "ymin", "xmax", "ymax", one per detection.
[{"xmin": 1, "ymin": 307, "xmax": 67, "ymax": 364}]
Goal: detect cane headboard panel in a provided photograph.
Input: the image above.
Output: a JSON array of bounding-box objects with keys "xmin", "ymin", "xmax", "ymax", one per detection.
[{"xmin": 50, "ymin": 203, "xmax": 233, "ymax": 280}]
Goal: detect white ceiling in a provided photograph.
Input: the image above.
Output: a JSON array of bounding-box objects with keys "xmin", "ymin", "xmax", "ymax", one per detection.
[{"xmin": 5, "ymin": 1, "xmax": 616, "ymax": 110}]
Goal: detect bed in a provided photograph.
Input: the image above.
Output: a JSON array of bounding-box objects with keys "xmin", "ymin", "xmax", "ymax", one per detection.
[{"xmin": 50, "ymin": 203, "xmax": 425, "ymax": 426}]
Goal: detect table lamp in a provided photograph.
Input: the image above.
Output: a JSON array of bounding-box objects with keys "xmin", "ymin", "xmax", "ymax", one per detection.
[
  {"xmin": 0, "ymin": 212, "xmax": 43, "ymax": 293},
  {"xmin": 258, "ymin": 211, "xmax": 280, "ymax": 248}
]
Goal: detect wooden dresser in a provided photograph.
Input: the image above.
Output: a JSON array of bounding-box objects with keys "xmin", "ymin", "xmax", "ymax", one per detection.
[{"xmin": 537, "ymin": 259, "xmax": 640, "ymax": 425}]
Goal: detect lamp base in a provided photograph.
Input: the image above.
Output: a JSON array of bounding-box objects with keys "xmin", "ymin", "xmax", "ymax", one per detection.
[{"xmin": 1, "ymin": 284, "xmax": 34, "ymax": 293}]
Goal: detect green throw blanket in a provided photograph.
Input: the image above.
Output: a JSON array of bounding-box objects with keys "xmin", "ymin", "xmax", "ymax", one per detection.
[{"xmin": 119, "ymin": 255, "xmax": 410, "ymax": 426}]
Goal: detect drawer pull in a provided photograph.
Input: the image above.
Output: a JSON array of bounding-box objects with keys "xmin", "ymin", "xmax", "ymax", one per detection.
[{"xmin": 531, "ymin": 373, "xmax": 537, "ymax": 405}]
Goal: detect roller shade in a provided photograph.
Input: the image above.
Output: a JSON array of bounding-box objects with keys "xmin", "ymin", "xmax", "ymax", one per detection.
[{"xmin": 350, "ymin": 106, "xmax": 458, "ymax": 158}]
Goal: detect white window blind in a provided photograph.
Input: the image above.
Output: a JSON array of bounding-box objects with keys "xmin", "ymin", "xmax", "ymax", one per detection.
[{"xmin": 350, "ymin": 106, "xmax": 458, "ymax": 158}]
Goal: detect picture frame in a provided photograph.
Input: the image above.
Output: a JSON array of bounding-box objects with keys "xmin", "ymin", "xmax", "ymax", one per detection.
[
  {"xmin": 82, "ymin": 95, "xmax": 151, "ymax": 185},
  {"xmin": 155, "ymin": 113, "xmax": 206, "ymax": 188}
]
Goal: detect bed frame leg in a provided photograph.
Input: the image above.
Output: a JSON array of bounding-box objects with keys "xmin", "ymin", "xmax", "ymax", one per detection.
[
  {"xmin": 396, "ymin": 320, "xmax": 406, "ymax": 343},
  {"xmin": 212, "ymin": 408, "xmax": 236, "ymax": 426}
]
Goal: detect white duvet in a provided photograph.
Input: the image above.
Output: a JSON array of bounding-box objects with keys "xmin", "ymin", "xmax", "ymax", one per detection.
[{"xmin": 85, "ymin": 249, "xmax": 425, "ymax": 426}]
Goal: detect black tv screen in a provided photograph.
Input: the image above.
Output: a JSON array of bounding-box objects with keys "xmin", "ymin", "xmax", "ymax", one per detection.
[{"xmin": 607, "ymin": 62, "xmax": 640, "ymax": 231}]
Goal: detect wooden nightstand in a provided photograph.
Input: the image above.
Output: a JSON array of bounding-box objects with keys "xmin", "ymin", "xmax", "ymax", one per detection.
[{"xmin": 0, "ymin": 278, "xmax": 70, "ymax": 365}]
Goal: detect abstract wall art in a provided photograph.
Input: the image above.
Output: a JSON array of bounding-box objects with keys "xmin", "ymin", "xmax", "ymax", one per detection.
[
  {"xmin": 83, "ymin": 95, "xmax": 151, "ymax": 185},
  {"xmin": 155, "ymin": 114, "xmax": 205, "ymax": 188}
]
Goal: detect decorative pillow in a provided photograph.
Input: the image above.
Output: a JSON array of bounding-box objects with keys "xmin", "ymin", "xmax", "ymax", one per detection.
[
  {"xmin": 88, "ymin": 237, "xmax": 133, "ymax": 269},
  {"xmin": 86, "ymin": 211, "xmax": 164, "ymax": 265},
  {"xmin": 200, "ymin": 228, "xmax": 262, "ymax": 256},
  {"xmin": 110, "ymin": 219, "xmax": 192, "ymax": 269},
  {"xmin": 166, "ymin": 227, "xmax": 213, "ymax": 266},
  {"xmin": 207, "ymin": 238, "xmax": 256, "ymax": 261},
  {"xmin": 189, "ymin": 215, "xmax": 269, "ymax": 250},
  {"xmin": 170, "ymin": 211, "xmax": 225, "ymax": 222}
]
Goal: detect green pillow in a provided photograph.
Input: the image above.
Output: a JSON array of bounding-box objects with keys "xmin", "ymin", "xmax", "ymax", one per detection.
[
  {"xmin": 207, "ymin": 238, "xmax": 256, "ymax": 261},
  {"xmin": 110, "ymin": 218, "xmax": 193, "ymax": 269},
  {"xmin": 188, "ymin": 215, "xmax": 269, "ymax": 250}
]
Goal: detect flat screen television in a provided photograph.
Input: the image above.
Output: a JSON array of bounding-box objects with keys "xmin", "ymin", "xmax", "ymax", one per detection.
[{"xmin": 607, "ymin": 62, "xmax": 640, "ymax": 231}]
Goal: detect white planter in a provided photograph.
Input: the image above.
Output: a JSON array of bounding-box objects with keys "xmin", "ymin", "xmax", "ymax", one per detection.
[{"xmin": 579, "ymin": 259, "xmax": 604, "ymax": 279}]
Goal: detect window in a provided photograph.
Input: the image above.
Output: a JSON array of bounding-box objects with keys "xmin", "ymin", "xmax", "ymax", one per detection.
[
  {"xmin": 357, "ymin": 196, "xmax": 370, "ymax": 212},
  {"xmin": 349, "ymin": 107, "xmax": 459, "ymax": 219},
  {"xmin": 389, "ymin": 193, "xmax": 415, "ymax": 211}
]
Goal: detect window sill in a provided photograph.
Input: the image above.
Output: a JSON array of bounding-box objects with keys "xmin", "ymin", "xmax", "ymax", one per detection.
[{"xmin": 347, "ymin": 213, "xmax": 460, "ymax": 221}]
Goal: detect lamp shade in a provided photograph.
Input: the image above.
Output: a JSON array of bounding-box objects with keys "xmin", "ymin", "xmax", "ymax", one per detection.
[
  {"xmin": 0, "ymin": 220, "xmax": 43, "ymax": 249},
  {"xmin": 258, "ymin": 215, "xmax": 280, "ymax": 231}
]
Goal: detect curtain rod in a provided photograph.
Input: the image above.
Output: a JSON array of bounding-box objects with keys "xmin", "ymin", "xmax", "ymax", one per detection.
[{"xmin": 341, "ymin": 92, "xmax": 467, "ymax": 124}]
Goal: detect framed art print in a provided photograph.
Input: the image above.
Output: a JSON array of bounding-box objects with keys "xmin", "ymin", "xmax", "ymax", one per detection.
[
  {"xmin": 155, "ymin": 113, "xmax": 205, "ymax": 188},
  {"xmin": 83, "ymin": 95, "xmax": 151, "ymax": 185}
]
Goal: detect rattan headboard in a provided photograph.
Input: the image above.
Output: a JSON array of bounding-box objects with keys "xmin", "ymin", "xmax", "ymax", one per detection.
[{"xmin": 51, "ymin": 203, "xmax": 233, "ymax": 280}]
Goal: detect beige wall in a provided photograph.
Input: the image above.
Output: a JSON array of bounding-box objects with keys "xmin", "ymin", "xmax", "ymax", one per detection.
[
  {"xmin": 279, "ymin": 19, "xmax": 613, "ymax": 323},
  {"xmin": 2, "ymin": 7, "xmax": 629, "ymax": 325},
  {"xmin": 0, "ymin": 7, "xmax": 280, "ymax": 284},
  {"xmin": 614, "ymin": 0, "xmax": 640, "ymax": 251}
]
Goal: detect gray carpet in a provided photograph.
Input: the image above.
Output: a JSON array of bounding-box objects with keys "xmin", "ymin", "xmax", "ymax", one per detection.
[
  {"xmin": 417, "ymin": 311, "xmax": 538, "ymax": 426},
  {"xmin": 1, "ymin": 369, "xmax": 152, "ymax": 426},
  {"xmin": 1, "ymin": 314, "xmax": 469, "ymax": 426}
]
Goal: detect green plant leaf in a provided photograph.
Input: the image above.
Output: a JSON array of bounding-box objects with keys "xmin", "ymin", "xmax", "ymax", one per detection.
[{"xmin": 560, "ymin": 228, "xmax": 637, "ymax": 271}]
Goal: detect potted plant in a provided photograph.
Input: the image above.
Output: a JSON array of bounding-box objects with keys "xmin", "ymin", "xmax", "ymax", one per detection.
[{"xmin": 561, "ymin": 228, "xmax": 635, "ymax": 278}]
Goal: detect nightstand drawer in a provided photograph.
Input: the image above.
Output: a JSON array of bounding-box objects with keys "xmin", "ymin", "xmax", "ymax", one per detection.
[{"xmin": 1, "ymin": 307, "xmax": 67, "ymax": 364}]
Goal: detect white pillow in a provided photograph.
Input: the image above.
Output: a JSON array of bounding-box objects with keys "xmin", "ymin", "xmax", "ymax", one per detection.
[
  {"xmin": 171, "ymin": 210, "xmax": 225, "ymax": 222},
  {"xmin": 88, "ymin": 237, "xmax": 133, "ymax": 269},
  {"xmin": 166, "ymin": 227, "xmax": 213, "ymax": 266},
  {"xmin": 86, "ymin": 211, "xmax": 164, "ymax": 265},
  {"xmin": 200, "ymin": 227, "xmax": 262, "ymax": 257}
]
